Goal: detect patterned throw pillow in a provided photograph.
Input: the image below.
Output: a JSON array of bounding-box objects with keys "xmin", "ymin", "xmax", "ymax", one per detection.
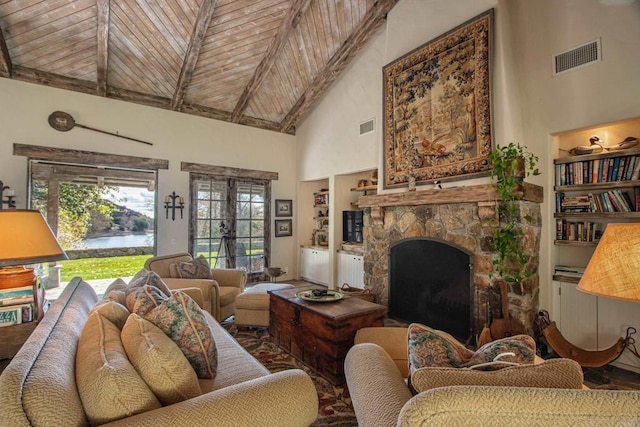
[
  {"xmin": 143, "ymin": 291, "xmax": 218, "ymax": 379},
  {"xmin": 407, "ymin": 323, "xmax": 536, "ymax": 374},
  {"xmin": 127, "ymin": 270, "xmax": 172, "ymax": 297},
  {"xmin": 172, "ymin": 256, "xmax": 213, "ymax": 280},
  {"xmin": 126, "ymin": 285, "xmax": 168, "ymax": 316},
  {"xmin": 121, "ymin": 314, "xmax": 203, "ymax": 405}
]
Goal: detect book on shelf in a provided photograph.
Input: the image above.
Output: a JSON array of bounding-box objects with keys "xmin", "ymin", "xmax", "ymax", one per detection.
[
  {"xmin": 0, "ymin": 285, "xmax": 34, "ymax": 300},
  {"xmin": 0, "ymin": 305, "xmax": 23, "ymax": 327}
]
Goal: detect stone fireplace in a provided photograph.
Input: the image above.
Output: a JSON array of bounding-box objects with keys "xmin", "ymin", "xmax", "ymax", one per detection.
[{"xmin": 358, "ymin": 183, "xmax": 543, "ymax": 338}]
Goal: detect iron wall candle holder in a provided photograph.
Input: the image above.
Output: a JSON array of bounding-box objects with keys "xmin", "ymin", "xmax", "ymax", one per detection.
[
  {"xmin": 0, "ymin": 180, "xmax": 16, "ymax": 210},
  {"xmin": 164, "ymin": 191, "xmax": 184, "ymax": 220}
]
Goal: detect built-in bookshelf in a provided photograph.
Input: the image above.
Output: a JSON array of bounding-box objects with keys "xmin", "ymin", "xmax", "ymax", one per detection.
[{"xmin": 554, "ymin": 148, "xmax": 640, "ymax": 246}]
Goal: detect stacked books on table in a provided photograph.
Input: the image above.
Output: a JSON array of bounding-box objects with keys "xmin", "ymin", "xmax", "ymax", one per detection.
[
  {"xmin": 0, "ymin": 285, "xmax": 36, "ymax": 327},
  {"xmin": 553, "ymin": 265, "xmax": 585, "ymax": 284}
]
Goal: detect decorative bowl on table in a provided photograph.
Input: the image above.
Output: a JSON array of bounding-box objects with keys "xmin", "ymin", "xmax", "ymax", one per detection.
[{"xmin": 296, "ymin": 289, "xmax": 344, "ymax": 302}]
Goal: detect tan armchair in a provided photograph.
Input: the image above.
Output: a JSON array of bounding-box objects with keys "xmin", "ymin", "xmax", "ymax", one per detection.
[{"xmin": 144, "ymin": 253, "xmax": 247, "ymax": 322}]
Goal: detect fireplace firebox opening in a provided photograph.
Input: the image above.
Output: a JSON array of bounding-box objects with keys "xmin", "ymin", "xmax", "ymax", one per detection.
[{"xmin": 389, "ymin": 238, "xmax": 473, "ymax": 343}]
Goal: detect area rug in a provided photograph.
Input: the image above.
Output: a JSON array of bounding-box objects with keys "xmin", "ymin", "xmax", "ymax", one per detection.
[{"xmin": 221, "ymin": 320, "xmax": 357, "ymax": 427}]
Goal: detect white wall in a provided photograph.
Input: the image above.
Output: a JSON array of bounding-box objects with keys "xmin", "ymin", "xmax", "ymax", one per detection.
[{"xmin": 0, "ymin": 78, "xmax": 298, "ymax": 279}]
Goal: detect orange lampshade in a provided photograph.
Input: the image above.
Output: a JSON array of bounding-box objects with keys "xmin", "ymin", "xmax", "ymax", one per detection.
[
  {"xmin": 577, "ymin": 223, "xmax": 640, "ymax": 302},
  {"xmin": 0, "ymin": 210, "xmax": 68, "ymax": 289}
]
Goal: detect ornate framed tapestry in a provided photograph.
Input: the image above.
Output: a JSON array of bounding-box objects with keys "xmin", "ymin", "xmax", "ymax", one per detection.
[{"xmin": 383, "ymin": 9, "xmax": 494, "ymax": 189}]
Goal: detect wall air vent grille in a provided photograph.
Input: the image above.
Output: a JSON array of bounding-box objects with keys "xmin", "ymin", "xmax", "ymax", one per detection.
[
  {"xmin": 359, "ymin": 119, "xmax": 374, "ymax": 135},
  {"xmin": 553, "ymin": 39, "xmax": 601, "ymax": 75}
]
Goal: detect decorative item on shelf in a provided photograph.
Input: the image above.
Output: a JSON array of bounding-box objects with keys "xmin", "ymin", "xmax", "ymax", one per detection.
[
  {"xmin": 369, "ymin": 170, "xmax": 378, "ymax": 185},
  {"xmin": 357, "ymin": 179, "xmax": 369, "ymax": 188},
  {"xmin": 568, "ymin": 135, "xmax": 639, "ymax": 156},
  {"xmin": 164, "ymin": 191, "xmax": 184, "ymax": 220},
  {"xmin": 0, "ymin": 210, "xmax": 68, "ymax": 290},
  {"xmin": 538, "ymin": 223, "xmax": 640, "ymax": 368},
  {"xmin": 488, "ymin": 142, "xmax": 540, "ymax": 286},
  {"xmin": 1, "ymin": 180, "xmax": 16, "ymax": 210}
]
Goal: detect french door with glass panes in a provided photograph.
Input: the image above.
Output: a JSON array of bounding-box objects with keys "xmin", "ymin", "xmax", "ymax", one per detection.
[{"xmin": 191, "ymin": 175, "xmax": 270, "ymax": 282}]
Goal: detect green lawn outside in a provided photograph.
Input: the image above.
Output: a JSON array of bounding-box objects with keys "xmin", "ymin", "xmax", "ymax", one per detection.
[{"xmin": 58, "ymin": 255, "xmax": 149, "ymax": 282}]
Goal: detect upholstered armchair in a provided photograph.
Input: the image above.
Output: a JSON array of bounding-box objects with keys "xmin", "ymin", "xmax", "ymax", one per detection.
[{"xmin": 144, "ymin": 253, "xmax": 247, "ymax": 322}]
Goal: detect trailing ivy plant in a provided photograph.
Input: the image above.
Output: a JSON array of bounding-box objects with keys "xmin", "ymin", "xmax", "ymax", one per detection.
[{"xmin": 488, "ymin": 142, "xmax": 540, "ymax": 285}]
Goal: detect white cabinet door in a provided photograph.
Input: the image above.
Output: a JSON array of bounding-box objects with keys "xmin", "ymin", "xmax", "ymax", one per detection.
[
  {"xmin": 315, "ymin": 249, "xmax": 329, "ymax": 285},
  {"xmin": 555, "ymin": 281, "xmax": 598, "ymax": 351},
  {"xmin": 300, "ymin": 247, "xmax": 329, "ymax": 285},
  {"xmin": 337, "ymin": 253, "xmax": 364, "ymax": 288}
]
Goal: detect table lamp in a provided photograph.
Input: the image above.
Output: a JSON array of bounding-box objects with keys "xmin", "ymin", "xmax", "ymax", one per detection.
[
  {"xmin": 577, "ymin": 223, "xmax": 640, "ymax": 302},
  {"xmin": 0, "ymin": 209, "xmax": 68, "ymax": 289}
]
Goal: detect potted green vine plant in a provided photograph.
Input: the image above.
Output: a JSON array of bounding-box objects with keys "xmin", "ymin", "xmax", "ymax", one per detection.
[{"xmin": 488, "ymin": 142, "xmax": 540, "ymax": 285}]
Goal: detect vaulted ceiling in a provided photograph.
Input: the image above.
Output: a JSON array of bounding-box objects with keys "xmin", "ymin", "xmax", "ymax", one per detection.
[{"xmin": 0, "ymin": 0, "xmax": 399, "ymax": 134}]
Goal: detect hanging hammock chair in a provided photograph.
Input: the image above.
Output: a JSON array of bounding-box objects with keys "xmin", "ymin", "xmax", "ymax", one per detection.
[{"xmin": 536, "ymin": 310, "xmax": 637, "ymax": 368}]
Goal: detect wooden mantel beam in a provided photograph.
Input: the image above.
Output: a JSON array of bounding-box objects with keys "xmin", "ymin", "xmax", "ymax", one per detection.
[
  {"xmin": 231, "ymin": 0, "xmax": 312, "ymax": 123},
  {"xmin": 96, "ymin": 0, "xmax": 110, "ymax": 96},
  {"xmin": 0, "ymin": 24, "xmax": 12, "ymax": 77},
  {"xmin": 279, "ymin": 0, "xmax": 400, "ymax": 133},
  {"xmin": 358, "ymin": 182, "xmax": 544, "ymax": 209},
  {"xmin": 170, "ymin": 0, "xmax": 218, "ymax": 111}
]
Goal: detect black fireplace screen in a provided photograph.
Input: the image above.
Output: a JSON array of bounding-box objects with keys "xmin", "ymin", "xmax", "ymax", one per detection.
[{"xmin": 389, "ymin": 238, "xmax": 473, "ymax": 342}]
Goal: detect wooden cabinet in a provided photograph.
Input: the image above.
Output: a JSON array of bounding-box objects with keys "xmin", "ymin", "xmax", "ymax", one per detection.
[
  {"xmin": 337, "ymin": 252, "xmax": 364, "ymax": 287},
  {"xmin": 300, "ymin": 247, "xmax": 329, "ymax": 285},
  {"xmin": 269, "ymin": 285, "xmax": 386, "ymax": 384}
]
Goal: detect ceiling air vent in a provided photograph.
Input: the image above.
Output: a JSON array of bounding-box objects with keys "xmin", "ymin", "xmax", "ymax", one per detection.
[
  {"xmin": 360, "ymin": 118, "xmax": 374, "ymax": 136},
  {"xmin": 553, "ymin": 38, "xmax": 601, "ymax": 76}
]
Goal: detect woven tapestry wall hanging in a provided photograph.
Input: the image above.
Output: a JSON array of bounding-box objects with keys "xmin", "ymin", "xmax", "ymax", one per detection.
[{"xmin": 383, "ymin": 9, "xmax": 494, "ymax": 188}]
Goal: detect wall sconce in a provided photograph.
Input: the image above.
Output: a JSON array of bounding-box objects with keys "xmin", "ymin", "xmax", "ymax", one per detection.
[
  {"xmin": 164, "ymin": 191, "xmax": 184, "ymax": 220},
  {"xmin": 0, "ymin": 180, "xmax": 16, "ymax": 210}
]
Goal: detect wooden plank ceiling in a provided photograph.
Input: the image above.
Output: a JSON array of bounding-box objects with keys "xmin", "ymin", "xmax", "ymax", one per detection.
[{"xmin": 0, "ymin": 0, "xmax": 399, "ymax": 134}]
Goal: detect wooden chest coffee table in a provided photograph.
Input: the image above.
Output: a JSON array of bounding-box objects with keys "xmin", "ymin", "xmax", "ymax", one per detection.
[{"xmin": 268, "ymin": 285, "xmax": 386, "ymax": 385}]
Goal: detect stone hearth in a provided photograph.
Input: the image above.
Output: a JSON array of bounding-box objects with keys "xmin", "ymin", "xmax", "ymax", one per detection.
[{"xmin": 358, "ymin": 183, "xmax": 543, "ymax": 336}]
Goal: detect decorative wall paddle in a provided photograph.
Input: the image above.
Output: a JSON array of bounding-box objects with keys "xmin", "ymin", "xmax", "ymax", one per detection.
[{"xmin": 47, "ymin": 111, "xmax": 153, "ymax": 146}]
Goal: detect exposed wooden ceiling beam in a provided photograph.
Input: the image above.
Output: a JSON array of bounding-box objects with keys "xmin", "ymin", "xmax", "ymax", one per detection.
[
  {"xmin": 170, "ymin": 0, "xmax": 218, "ymax": 111},
  {"xmin": 230, "ymin": 0, "xmax": 312, "ymax": 123},
  {"xmin": 0, "ymin": 24, "xmax": 12, "ymax": 77},
  {"xmin": 96, "ymin": 0, "xmax": 110, "ymax": 96},
  {"xmin": 279, "ymin": 0, "xmax": 400, "ymax": 133},
  {"xmin": 13, "ymin": 66, "xmax": 96, "ymax": 95}
]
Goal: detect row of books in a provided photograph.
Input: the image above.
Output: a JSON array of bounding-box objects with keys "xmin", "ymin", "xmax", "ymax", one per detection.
[
  {"xmin": 555, "ymin": 220, "xmax": 603, "ymax": 242},
  {"xmin": 553, "ymin": 265, "xmax": 585, "ymax": 283},
  {"xmin": 0, "ymin": 285, "xmax": 37, "ymax": 327},
  {"xmin": 555, "ymin": 154, "xmax": 640, "ymax": 186},
  {"xmin": 556, "ymin": 188, "xmax": 640, "ymax": 213}
]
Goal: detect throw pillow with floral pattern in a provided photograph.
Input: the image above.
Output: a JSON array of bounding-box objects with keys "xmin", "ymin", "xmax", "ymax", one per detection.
[
  {"xmin": 407, "ymin": 323, "xmax": 535, "ymax": 374},
  {"xmin": 127, "ymin": 270, "xmax": 172, "ymax": 297},
  {"xmin": 173, "ymin": 256, "xmax": 213, "ymax": 280},
  {"xmin": 126, "ymin": 285, "xmax": 168, "ymax": 316},
  {"xmin": 143, "ymin": 291, "xmax": 217, "ymax": 379}
]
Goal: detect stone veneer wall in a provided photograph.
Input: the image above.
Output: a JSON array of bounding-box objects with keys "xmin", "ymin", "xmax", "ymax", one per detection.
[{"xmin": 362, "ymin": 200, "xmax": 541, "ymax": 335}]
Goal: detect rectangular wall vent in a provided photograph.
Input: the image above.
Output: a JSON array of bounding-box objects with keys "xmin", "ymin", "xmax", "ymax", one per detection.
[
  {"xmin": 360, "ymin": 118, "xmax": 374, "ymax": 135},
  {"xmin": 553, "ymin": 38, "xmax": 601, "ymax": 76}
]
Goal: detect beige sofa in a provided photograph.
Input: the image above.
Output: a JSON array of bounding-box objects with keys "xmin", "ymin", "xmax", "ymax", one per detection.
[
  {"xmin": 144, "ymin": 253, "xmax": 246, "ymax": 322},
  {"xmin": 345, "ymin": 328, "xmax": 640, "ymax": 426},
  {"xmin": 0, "ymin": 278, "xmax": 318, "ymax": 426}
]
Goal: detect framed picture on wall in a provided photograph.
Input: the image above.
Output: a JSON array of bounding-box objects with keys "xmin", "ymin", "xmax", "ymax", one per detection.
[
  {"xmin": 275, "ymin": 199, "xmax": 293, "ymax": 217},
  {"xmin": 275, "ymin": 219, "xmax": 292, "ymax": 237}
]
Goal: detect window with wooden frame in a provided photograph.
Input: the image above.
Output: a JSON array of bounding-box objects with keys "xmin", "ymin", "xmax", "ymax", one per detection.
[{"xmin": 188, "ymin": 166, "xmax": 275, "ymax": 283}]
